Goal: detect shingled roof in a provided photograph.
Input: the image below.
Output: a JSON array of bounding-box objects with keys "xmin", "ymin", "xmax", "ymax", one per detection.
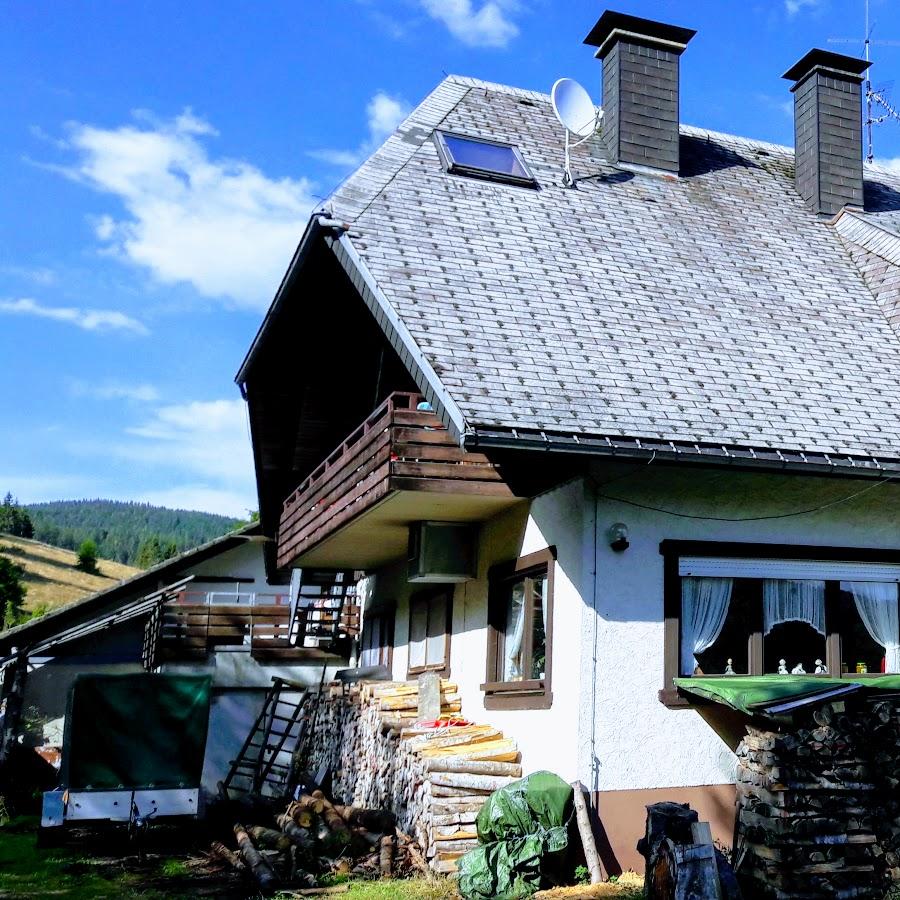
[
  {"xmin": 254, "ymin": 74, "xmax": 900, "ymax": 472},
  {"xmin": 326, "ymin": 75, "xmax": 900, "ymax": 464}
]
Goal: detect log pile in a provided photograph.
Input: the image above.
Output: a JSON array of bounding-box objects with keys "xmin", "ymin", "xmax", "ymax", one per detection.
[
  {"xmin": 215, "ymin": 791, "xmax": 427, "ymax": 894},
  {"xmin": 735, "ymin": 694, "xmax": 900, "ymax": 898},
  {"xmin": 304, "ymin": 679, "xmax": 522, "ymax": 873}
]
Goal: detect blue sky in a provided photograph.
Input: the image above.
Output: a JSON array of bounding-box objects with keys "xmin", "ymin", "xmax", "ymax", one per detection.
[{"xmin": 3, "ymin": 0, "xmax": 900, "ymax": 518}]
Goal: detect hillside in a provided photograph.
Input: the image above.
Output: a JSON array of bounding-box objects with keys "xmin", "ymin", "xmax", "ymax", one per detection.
[
  {"xmin": 26, "ymin": 500, "xmax": 242, "ymax": 566},
  {"xmin": 0, "ymin": 533, "xmax": 140, "ymax": 615}
]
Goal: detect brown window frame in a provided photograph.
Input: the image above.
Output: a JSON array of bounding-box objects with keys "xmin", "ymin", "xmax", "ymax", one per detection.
[
  {"xmin": 483, "ymin": 546, "xmax": 555, "ymax": 710},
  {"xmin": 660, "ymin": 540, "xmax": 900, "ymax": 708},
  {"xmin": 360, "ymin": 611, "xmax": 394, "ymax": 671},
  {"xmin": 407, "ymin": 588, "xmax": 453, "ymax": 678}
]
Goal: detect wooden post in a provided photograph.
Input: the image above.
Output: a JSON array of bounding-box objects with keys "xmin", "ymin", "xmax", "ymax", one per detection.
[
  {"xmin": 571, "ymin": 780, "xmax": 604, "ymax": 884},
  {"xmin": 417, "ymin": 672, "xmax": 441, "ymax": 721}
]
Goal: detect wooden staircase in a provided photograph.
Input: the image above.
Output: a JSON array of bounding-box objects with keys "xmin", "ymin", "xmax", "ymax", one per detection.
[{"xmin": 222, "ymin": 679, "xmax": 314, "ymax": 799}]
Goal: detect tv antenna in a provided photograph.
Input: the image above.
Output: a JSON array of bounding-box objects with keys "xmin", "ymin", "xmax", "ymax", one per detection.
[
  {"xmin": 828, "ymin": 0, "xmax": 900, "ymax": 162},
  {"xmin": 550, "ymin": 77, "xmax": 603, "ymax": 186}
]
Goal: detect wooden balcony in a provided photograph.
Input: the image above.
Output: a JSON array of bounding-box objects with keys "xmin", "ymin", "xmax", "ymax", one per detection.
[
  {"xmin": 277, "ymin": 392, "xmax": 518, "ymax": 570},
  {"xmin": 149, "ymin": 592, "xmax": 353, "ymax": 664}
]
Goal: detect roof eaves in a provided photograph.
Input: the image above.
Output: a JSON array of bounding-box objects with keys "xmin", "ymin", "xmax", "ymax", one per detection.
[
  {"xmin": 327, "ymin": 232, "xmax": 466, "ymax": 440},
  {"xmin": 465, "ymin": 426, "xmax": 900, "ymax": 480}
]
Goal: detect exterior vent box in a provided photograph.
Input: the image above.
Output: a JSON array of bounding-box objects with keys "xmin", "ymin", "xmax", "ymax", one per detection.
[{"xmin": 407, "ymin": 522, "xmax": 477, "ymax": 583}]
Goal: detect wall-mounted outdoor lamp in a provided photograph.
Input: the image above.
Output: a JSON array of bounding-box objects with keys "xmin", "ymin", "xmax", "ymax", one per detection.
[{"xmin": 607, "ymin": 522, "xmax": 629, "ymax": 552}]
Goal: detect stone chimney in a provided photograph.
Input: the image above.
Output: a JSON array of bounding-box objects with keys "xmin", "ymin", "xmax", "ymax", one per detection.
[
  {"xmin": 783, "ymin": 49, "xmax": 870, "ymax": 216},
  {"xmin": 584, "ymin": 11, "xmax": 696, "ymax": 175}
]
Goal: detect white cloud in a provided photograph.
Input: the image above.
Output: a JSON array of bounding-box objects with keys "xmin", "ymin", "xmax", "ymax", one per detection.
[
  {"xmin": 58, "ymin": 110, "xmax": 316, "ymax": 310},
  {"xmin": 67, "ymin": 379, "xmax": 160, "ymax": 402},
  {"xmin": 115, "ymin": 398, "xmax": 255, "ymax": 517},
  {"xmin": 0, "ymin": 265, "xmax": 57, "ymax": 286},
  {"xmin": 0, "ymin": 297, "xmax": 148, "ymax": 335},
  {"xmin": 876, "ymin": 157, "xmax": 900, "ymax": 174},
  {"xmin": 785, "ymin": 0, "xmax": 821, "ymax": 15},
  {"xmin": 755, "ymin": 93, "xmax": 794, "ymax": 119},
  {"xmin": 310, "ymin": 91, "xmax": 411, "ymax": 168},
  {"xmin": 419, "ymin": 0, "xmax": 520, "ymax": 48}
]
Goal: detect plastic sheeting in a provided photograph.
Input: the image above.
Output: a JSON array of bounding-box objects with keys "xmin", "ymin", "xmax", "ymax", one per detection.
[
  {"xmin": 62, "ymin": 673, "xmax": 211, "ymax": 791},
  {"xmin": 675, "ymin": 674, "xmax": 900, "ymax": 716},
  {"xmin": 457, "ymin": 771, "xmax": 574, "ymax": 900}
]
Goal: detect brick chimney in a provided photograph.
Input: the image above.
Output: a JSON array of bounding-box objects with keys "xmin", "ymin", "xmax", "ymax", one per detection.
[
  {"xmin": 783, "ymin": 49, "xmax": 870, "ymax": 216},
  {"xmin": 584, "ymin": 11, "xmax": 696, "ymax": 175}
]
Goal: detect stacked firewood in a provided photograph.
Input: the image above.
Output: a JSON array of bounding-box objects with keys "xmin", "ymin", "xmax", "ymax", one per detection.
[
  {"xmin": 213, "ymin": 789, "xmax": 428, "ymax": 893},
  {"xmin": 735, "ymin": 695, "xmax": 900, "ymax": 898},
  {"xmin": 304, "ymin": 679, "xmax": 521, "ymax": 874}
]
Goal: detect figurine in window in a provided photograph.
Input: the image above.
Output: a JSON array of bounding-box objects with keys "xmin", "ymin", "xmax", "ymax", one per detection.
[
  {"xmin": 778, "ymin": 659, "xmax": 788, "ymax": 674},
  {"xmin": 792, "ymin": 662, "xmax": 807, "ymax": 675},
  {"xmin": 724, "ymin": 659, "xmax": 735, "ymax": 675},
  {"xmin": 815, "ymin": 659, "xmax": 827, "ymax": 674}
]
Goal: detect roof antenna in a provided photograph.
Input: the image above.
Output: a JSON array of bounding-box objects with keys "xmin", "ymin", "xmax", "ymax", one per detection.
[
  {"xmin": 829, "ymin": 0, "xmax": 900, "ymax": 163},
  {"xmin": 550, "ymin": 78, "xmax": 603, "ymax": 187}
]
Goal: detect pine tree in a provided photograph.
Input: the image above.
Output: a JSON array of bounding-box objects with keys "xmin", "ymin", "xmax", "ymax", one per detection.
[
  {"xmin": 76, "ymin": 539, "xmax": 98, "ymax": 574},
  {"xmin": 0, "ymin": 493, "xmax": 34, "ymax": 539},
  {"xmin": 0, "ymin": 556, "xmax": 26, "ymax": 630}
]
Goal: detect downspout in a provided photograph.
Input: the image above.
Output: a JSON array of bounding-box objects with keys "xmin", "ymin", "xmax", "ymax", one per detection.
[{"xmin": 581, "ymin": 477, "xmax": 601, "ymax": 794}]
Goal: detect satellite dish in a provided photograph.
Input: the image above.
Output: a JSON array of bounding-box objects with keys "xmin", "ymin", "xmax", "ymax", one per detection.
[
  {"xmin": 551, "ymin": 78, "xmax": 599, "ymax": 138},
  {"xmin": 550, "ymin": 78, "xmax": 602, "ymax": 186}
]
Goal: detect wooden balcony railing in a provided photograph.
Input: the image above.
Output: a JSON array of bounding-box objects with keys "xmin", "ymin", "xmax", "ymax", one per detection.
[
  {"xmin": 277, "ymin": 392, "xmax": 510, "ymax": 569},
  {"xmin": 143, "ymin": 586, "xmax": 359, "ymax": 667}
]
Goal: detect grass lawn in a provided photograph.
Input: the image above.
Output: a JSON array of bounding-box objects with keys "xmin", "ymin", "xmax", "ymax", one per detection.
[
  {"xmin": 0, "ymin": 819, "xmax": 643, "ymax": 899},
  {"xmin": 0, "ymin": 818, "xmax": 460, "ymax": 899}
]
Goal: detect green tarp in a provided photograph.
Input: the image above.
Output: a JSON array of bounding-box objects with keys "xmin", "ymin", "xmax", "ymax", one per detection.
[
  {"xmin": 457, "ymin": 771, "xmax": 574, "ymax": 900},
  {"xmin": 62, "ymin": 673, "xmax": 211, "ymax": 791},
  {"xmin": 675, "ymin": 674, "xmax": 900, "ymax": 716}
]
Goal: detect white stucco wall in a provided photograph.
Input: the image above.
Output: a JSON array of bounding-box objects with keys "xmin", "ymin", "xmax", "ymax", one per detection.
[
  {"xmin": 578, "ymin": 464, "xmax": 900, "ymax": 794},
  {"xmin": 382, "ymin": 479, "xmax": 587, "ymax": 780}
]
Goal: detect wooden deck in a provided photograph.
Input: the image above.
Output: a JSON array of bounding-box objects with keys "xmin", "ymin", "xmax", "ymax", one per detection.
[
  {"xmin": 277, "ymin": 393, "xmax": 511, "ymax": 570},
  {"xmin": 157, "ymin": 603, "xmax": 343, "ymax": 662}
]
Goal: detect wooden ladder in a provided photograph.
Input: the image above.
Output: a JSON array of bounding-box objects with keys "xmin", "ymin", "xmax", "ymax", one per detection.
[{"xmin": 222, "ymin": 678, "xmax": 312, "ymax": 799}]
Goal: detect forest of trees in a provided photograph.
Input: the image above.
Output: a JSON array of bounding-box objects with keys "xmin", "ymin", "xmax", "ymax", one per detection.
[{"xmin": 23, "ymin": 500, "xmax": 242, "ymax": 568}]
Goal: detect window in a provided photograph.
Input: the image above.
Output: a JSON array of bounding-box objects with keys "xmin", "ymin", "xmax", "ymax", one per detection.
[
  {"xmin": 661, "ymin": 542, "xmax": 900, "ymax": 706},
  {"xmin": 359, "ymin": 613, "xmax": 393, "ymax": 670},
  {"xmin": 483, "ymin": 547, "xmax": 555, "ymax": 710},
  {"xmin": 407, "ymin": 590, "xmax": 452, "ymax": 676},
  {"xmin": 434, "ymin": 131, "xmax": 537, "ymax": 188}
]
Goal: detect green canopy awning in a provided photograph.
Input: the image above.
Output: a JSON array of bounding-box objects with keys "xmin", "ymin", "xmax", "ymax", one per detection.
[{"xmin": 674, "ymin": 674, "xmax": 900, "ymax": 716}]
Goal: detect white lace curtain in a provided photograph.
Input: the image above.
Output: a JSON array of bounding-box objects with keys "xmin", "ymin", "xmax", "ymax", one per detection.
[
  {"xmin": 842, "ymin": 581, "xmax": 900, "ymax": 673},
  {"xmin": 681, "ymin": 577, "xmax": 733, "ymax": 676},
  {"xmin": 504, "ymin": 586, "xmax": 526, "ymax": 680},
  {"xmin": 763, "ymin": 580, "xmax": 825, "ymax": 636}
]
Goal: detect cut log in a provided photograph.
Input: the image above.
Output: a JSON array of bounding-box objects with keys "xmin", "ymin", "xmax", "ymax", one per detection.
[
  {"xmin": 424, "ymin": 758, "xmax": 522, "ymax": 777},
  {"xmin": 209, "ymin": 840, "xmax": 244, "ymax": 871},
  {"xmin": 429, "ymin": 772, "xmax": 516, "ymax": 791},
  {"xmin": 249, "ymin": 825, "xmax": 292, "ymax": 852},
  {"xmin": 234, "ymin": 822, "xmax": 279, "ymax": 892},
  {"xmin": 379, "ymin": 833, "xmax": 394, "ymax": 877},
  {"xmin": 572, "ymin": 780, "xmax": 603, "ymax": 885},
  {"xmin": 277, "ymin": 813, "xmax": 315, "ymax": 850}
]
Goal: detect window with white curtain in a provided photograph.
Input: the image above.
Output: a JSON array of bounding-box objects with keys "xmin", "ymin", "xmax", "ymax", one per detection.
[
  {"xmin": 483, "ymin": 547, "xmax": 555, "ymax": 709},
  {"xmin": 675, "ymin": 558, "xmax": 900, "ymax": 677}
]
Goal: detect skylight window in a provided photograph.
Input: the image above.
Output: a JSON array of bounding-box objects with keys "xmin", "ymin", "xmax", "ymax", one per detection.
[{"xmin": 434, "ymin": 131, "xmax": 536, "ymax": 187}]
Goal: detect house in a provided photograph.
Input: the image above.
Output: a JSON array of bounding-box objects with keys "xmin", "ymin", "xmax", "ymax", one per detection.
[
  {"xmin": 233, "ymin": 9, "xmax": 900, "ymax": 874},
  {"xmin": 0, "ymin": 523, "xmax": 358, "ymax": 800}
]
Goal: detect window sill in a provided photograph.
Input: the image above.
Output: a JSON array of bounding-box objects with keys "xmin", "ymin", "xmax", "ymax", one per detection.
[
  {"xmin": 407, "ymin": 664, "xmax": 449, "ymax": 679},
  {"xmin": 483, "ymin": 681, "xmax": 552, "ymax": 710},
  {"xmin": 658, "ymin": 689, "xmax": 694, "ymax": 709}
]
